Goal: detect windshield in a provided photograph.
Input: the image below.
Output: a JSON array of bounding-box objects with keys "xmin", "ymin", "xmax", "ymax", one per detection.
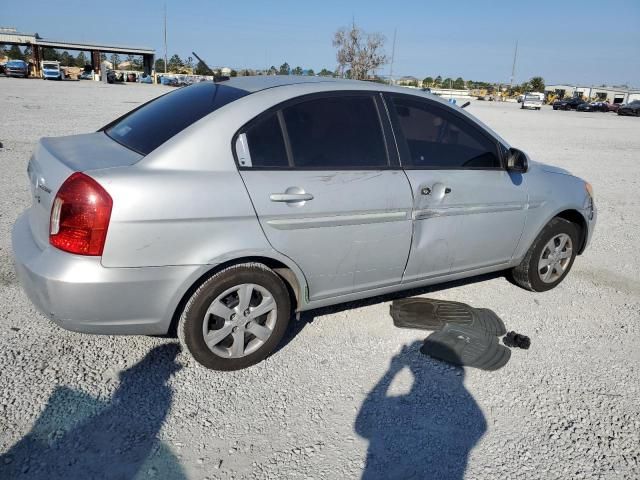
[
  {"xmin": 7, "ymin": 61, "xmax": 25, "ymax": 67},
  {"xmin": 104, "ymin": 82, "xmax": 249, "ymax": 155},
  {"xmin": 43, "ymin": 63, "xmax": 59, "ymax": 70}
]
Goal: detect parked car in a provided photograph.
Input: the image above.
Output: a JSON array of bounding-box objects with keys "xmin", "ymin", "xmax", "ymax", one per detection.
[
  {"xmin": 5, "ymin": 60, "xmax": 29, "ymax": 78},
  {"xmin": 12, "ymin": 77, "xmax": 597, "ymax": 370},
  {"xmin": 576, "ymin": 102, "xmax": 608, "ymax": 112},
  {"xmin": 617, "ymin": 100, "xmax": 640, "ymax": 116},
  {"xmin": 41, "ymin": 61, "xmax": 64, "ymax": 80},
  {"xmin": 552, "ymin": 97, "xmax": 586, "ymax": 110},
  {"xmin": 606, "ymin": 102, "xmax": 622, "ymax": 112},
  {"xmin": 78, "ymin": 70, "xmax": 94, "ymax": 80},
  {"xmin": 521, "ymin": 92, "xmax": 544, "ymax": 110}
]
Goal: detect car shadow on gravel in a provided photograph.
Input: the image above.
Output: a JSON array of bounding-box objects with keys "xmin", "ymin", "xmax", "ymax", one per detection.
[
  {"xmin": 355, "ymin": 341, "xmax": 486, "ymax": 479},
  {"xmin": 0, "ymin": 343, "xmax": 185, "ymax": 480},
  {"xmin": 277, "ymin": 271, "xmax": 507, "ymax": 354}
]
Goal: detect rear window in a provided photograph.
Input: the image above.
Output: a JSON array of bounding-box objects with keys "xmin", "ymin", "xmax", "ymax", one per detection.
[{"xmin": 104, "ymin": 82, "xmax": 248, "ymax": 155}]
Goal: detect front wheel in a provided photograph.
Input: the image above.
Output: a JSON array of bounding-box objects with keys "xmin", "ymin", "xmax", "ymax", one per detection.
[
  {"xmin": 511, "ymin": 217, "xmax": 579, "ymax": 292},
  {"xmin": 178, "ymin": 263, "xmax": 291, "ymax": 370}
]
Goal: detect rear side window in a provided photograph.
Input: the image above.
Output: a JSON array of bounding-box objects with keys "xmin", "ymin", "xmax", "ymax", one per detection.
[
  {"xmin": 105, "ymin": 82, "xmax": 248, "ymax": 155},
  {"xmin": 244, "ymin": 113, "xmax": 289, "ymax": 167},
  {"xmin": 282, "ymin": 96, "xmax": 388, "ymax": 168},
  {"xmin": 391, "ymin": 96, "xmax": 501, "ymax": 169}
]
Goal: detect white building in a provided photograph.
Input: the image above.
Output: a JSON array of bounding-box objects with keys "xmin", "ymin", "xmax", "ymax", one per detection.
[{"xmin": 545, "ymin": 84, "xmax": 640, "ymax": 103}]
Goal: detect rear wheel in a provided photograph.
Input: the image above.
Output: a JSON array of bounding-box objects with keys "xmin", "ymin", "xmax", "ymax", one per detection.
[
  {"xmin": 178, "ymin": 263, "xmax": 291, "ymax": 370},
  {"xmin": 511, "ymin": 217, "xmax": 579, "ymax": 292}
]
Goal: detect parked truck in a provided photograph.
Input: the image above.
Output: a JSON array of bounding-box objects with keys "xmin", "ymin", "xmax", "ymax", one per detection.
[{"xmin": 41, "ymin": 61, "xmax": 64, "ymax": 80}]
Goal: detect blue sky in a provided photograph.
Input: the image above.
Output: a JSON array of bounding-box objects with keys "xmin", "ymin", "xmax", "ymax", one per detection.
[{"xmin": 3, "ymin": 0, "xmax": 639, "ymax": 86}]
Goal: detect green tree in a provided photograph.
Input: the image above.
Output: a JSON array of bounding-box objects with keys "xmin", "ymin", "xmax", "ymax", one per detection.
[
  {"xmin": 59, "ymin": 51, "xmax": 75, "ymax": 66},
  {"xmin": 307, "ymin": 68, "xmax": 315, "ymax": 76},
  {"xmin": 442, "ymin": 77, "xmax": 453, "ymax": 88},
  {"xmin": 278, "ymin": 62, "xmax": 290, "ymax": 75},
  {"xmin": 434, "ymin": 75, "xmax": 442, "ymax": 87},
  {"xmin": 291, "ymin": 66, "xmax": 303, "ymax": 75},
  {"xmin": 110, "ymin": 53, "xmax": 120, "ymax": 69},
  {"xmin": 183, "ymin": 56, "xmax": 194, "ymax": 72},
  {"xmin": 422, "ymin": 76, "xmax": 433, "ymax": 88},
  {"xmin": 230, "ymin": 69, "xmax": 238, "ymax": 77},
  {"xmin": 75, "ymin": 51, "xmax": 87, "ymax": 67},
  {"xmin": 453, "ymin": 77, "xmax": 465, "ymax": 89},
  {"xmin": 7, "ymin": 44, "xmax": 24, "ymax": 60},
  {"xmin": 154, "ymin": 58, "xmax": 166, "ymax": 72},
  {"xmin": 194, "ymin": 60, "xmax": 209, "ymax": 75},
  {"xmin": 23, "ymin": 45, "xmax": 32, "ymax": 62},
  {"xmin": 167, "ymin": 54, "xmax": 183, "ymax": 73},
  {"xmin": 267, "ymin": 65, "xmax": 277, "ymax": 75},
  {"xmin": 132, "ymin": 56, "xmax": 143, "ymax": 71},
  {"xmin": 519, "ymin": 81, "xmax": 531, "ymax": 92},
  {"xmin": 529, "ymin": 76, "xmax": 545, "ymax": 92},
  {"xmin": 318, "ymin": 68, "xmax": 333, "ymax": 77}
]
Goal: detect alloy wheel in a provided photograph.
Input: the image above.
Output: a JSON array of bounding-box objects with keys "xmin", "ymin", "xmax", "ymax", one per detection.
[
  {"xmin": 202, "ymin": 283, "xmax": 277, "ymax": 358},
  {"xmin": 538, "ymin": 233, "xmax": 573, "ymax": 283}
]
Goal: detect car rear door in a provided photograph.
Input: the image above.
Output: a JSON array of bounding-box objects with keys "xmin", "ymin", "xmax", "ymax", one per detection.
[
  {"xmin": 384, "ymin": 94, "xmax": 528, "ymax": 281},
  {"xmin": 236, "ymin": 92, "xmax": 414, "ymax": 301}
]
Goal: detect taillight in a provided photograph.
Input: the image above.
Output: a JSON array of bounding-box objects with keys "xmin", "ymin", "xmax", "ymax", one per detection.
[{"xmin": 49, "ymin": 172, "xmax": 113, "ymax": 256}]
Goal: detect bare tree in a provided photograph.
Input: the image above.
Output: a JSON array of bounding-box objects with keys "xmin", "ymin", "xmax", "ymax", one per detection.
[{"xmin": 333, "ymin": 23, "xmax": 386, "ymax": 80}]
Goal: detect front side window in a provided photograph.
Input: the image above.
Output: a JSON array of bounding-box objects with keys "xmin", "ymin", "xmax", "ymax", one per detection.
[
  {"xmin": 282, "ymin": 95, "xmax": 388, "ymax": 169},
  {"xmin": 391, "ymin": 96, "xmax": 501, "ymax": 169}
]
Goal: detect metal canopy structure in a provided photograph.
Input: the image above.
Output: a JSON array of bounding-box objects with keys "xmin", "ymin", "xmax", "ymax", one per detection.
[{"xmin": 0, "ymin": 28, "xmax": 155, "ymax": 76}]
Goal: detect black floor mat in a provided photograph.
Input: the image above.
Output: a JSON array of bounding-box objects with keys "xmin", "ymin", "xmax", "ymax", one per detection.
[
  {"xmin": 390, "ymin": 298, "xmax": 507, "ymax": 336},
  {"xmin": 420, "ymin": 324, "xmax": 511, "ymax": 371}
]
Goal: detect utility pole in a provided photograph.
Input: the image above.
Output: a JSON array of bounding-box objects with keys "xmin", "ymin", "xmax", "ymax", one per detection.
[
  {"xmin": 388, "ymin": 28, "xmax": 396, "ymax": 86},
  {"xmin": 163, "ymin": 3, "xmax": 168, "ymax": 73},
  {"xmin": 509, "ymin": 40, "xmax": 518, "ymax": 89}
]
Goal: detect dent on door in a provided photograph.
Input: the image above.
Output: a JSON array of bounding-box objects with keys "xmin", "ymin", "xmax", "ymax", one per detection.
[
  {"xmin": 404, "ymin": 177, "xmax": 457, "ymax": 281},
  {"xmin": 240, "ymin": 170, "xmax": 414, "ymax": 300}
]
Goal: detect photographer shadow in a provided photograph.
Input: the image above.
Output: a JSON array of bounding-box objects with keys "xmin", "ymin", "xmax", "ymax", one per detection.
[
  {"xmin": 355, "ymin": 341, "xmax": 486, "ymax": 480},
  {"xmin": 0, "ymin": 343, "xmax": 185, "ymax": 480}
]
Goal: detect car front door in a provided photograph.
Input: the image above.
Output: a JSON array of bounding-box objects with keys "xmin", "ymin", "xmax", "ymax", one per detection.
[
  {"xmin": 236, "ymin": 92, "xmax": 414, "ymax": 301},
  {"xmin": 385, "ymin": 94, "xmax": 528, "ymax": 282}
]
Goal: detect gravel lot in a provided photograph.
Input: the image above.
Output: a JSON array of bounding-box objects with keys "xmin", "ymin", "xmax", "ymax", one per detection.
[{"xmin": 0, "ymin": 77, "xmax": 638, "ymax": 479}]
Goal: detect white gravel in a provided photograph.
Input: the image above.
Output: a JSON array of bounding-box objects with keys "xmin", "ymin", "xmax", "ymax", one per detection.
[{"xmin": 0, "ymin": 78, "xmax": 638, "ymax": 479}]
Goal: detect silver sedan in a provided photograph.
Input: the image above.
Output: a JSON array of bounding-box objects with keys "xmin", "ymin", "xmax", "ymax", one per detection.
[{"xmin": 12, "ymin": 76, "xmax": 596, "ymax": 370}]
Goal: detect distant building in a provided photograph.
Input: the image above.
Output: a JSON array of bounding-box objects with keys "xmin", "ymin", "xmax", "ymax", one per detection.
[{"xmin": 545, "ymin": 84, "xmax": 640, "ymax": 103}]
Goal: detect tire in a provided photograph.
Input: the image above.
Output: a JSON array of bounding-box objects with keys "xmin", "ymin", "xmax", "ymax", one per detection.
[
  {"xmin": 511, "ymin": 217, "xmax": 580, "ymax": 292},
  {"xmin": 178, "ymin": 263, "xmax": 291, "ymax": 370}
]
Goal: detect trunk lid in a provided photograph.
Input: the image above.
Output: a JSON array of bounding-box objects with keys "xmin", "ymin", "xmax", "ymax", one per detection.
[{"xmin": 27, "ymin": 132, "xmax": 143, "ymax": 249}]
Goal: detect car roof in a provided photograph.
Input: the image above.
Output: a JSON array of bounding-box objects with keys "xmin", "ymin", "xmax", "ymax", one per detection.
[
  {"xmin": 222, "ymin": 75, "xmax": 463, "ymax": 110},
  {"xmin": 223, "ymin": 75, "xmax": 441, "ymax": 98}
]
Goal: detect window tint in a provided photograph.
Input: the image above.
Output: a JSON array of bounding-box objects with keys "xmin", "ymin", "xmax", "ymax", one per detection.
[
  {"xmin": 245, "ymin": 113, "xmax": 289, "ymax": 167},
  {"xmin": 282, "ymin": 96, "xmax": 387, "ymax": 168},
  {"xmin": 392, "ymin": 97, "xmax": 501, "ymax": 169},
  {"xmin": 105, "ymin": 82, "xmax": 248, "ymax": 155}
]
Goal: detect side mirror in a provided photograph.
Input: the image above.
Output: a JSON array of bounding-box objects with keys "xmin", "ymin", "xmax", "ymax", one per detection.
[{"xmin": 506, "ymin": 147, "xmax": 529, "ymax": 173}]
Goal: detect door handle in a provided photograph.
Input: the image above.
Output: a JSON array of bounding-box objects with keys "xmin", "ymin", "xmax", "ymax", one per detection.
[
  {"xmin": 421, "ymin": 185, "xmax": 451, "ymax": 196},
  {"xmin": 270, "ymin": 193, "xmax": 314, "ymax": 202}
]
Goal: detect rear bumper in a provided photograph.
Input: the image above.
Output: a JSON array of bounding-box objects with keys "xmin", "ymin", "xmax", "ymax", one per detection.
[{"xmin": 12, "ymin": 212, "xmax": 201, "ymax": 335}]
